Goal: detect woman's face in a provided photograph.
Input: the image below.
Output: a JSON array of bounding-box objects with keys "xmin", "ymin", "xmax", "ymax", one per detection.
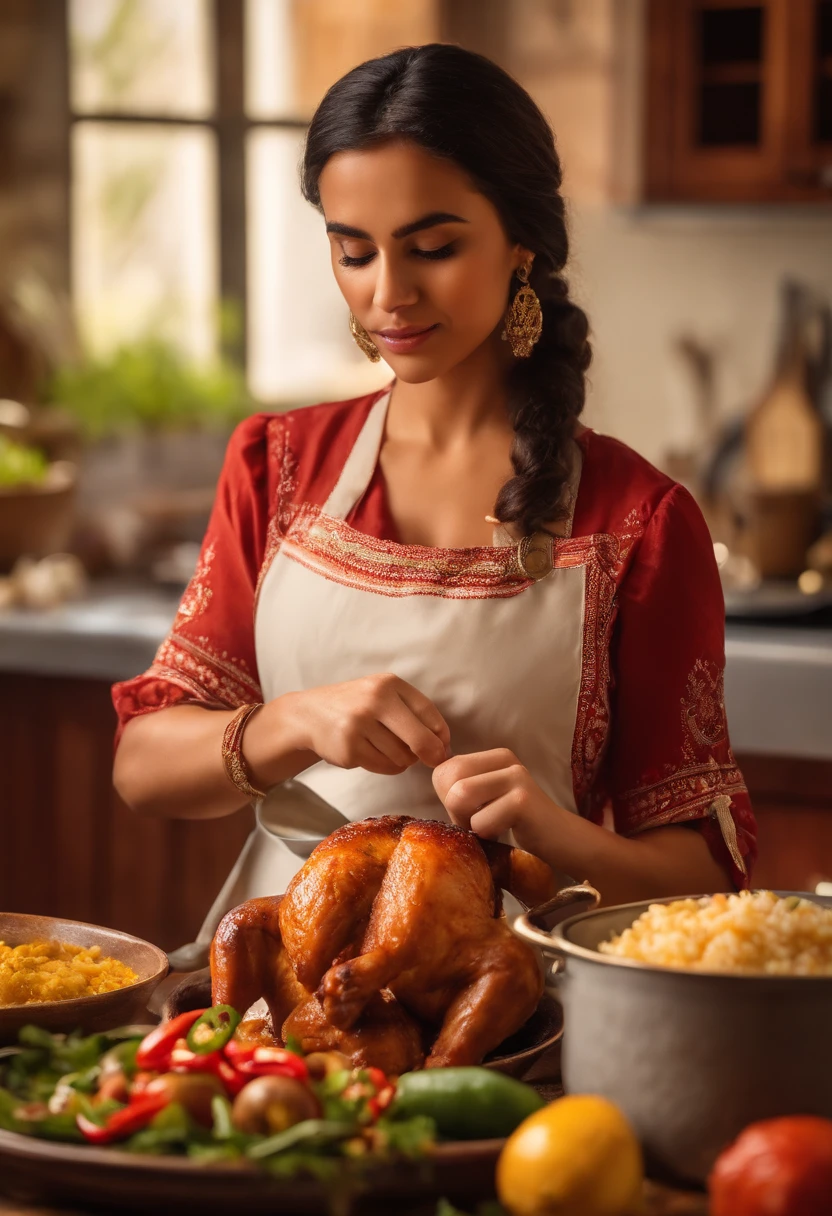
[{"xmin": 318, "ymin": 140, "xmax": 528, "ymax": 382}]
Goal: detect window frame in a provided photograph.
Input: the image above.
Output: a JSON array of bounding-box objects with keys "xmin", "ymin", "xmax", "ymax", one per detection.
[{"xmin": 63, "ymin": 0, "xmax": 307, "ymax": 369}]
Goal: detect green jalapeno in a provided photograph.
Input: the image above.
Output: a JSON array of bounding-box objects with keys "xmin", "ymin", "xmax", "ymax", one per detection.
[{"xmin": 185, "ymin": 1005, "xmax": 241, "ymax": 1056}]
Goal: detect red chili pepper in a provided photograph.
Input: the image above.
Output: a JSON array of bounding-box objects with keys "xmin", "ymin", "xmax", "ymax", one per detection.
[
  {"xmin": 169, "ymin": 1045, "xmax": 246, "ymax": 1096},
  {"xmin": 233, "ymin": 1046, "xmax": 309, "ymax": 1082},
  {"xmin": 375, "ymin": 1085, "xmax": 395, "ymax": 1111},
  {"xmin": 76, "ymin": 1093, "xmax": 169, "ymax": 1145},
  {"xmin": 222, "ymin": 1039, "xmax": 256, "ymax": 1066},
  {"xmin": 135, "ymin": 1010, "xmax": 205, "ymax": 1072},
  {"xmin": 129, "ymin": 1071, "xmax": 156, "ymax": 1096},
  {"xmin": 365, "ymin": 1067, "xmax": 389, "ymax": 1093}
]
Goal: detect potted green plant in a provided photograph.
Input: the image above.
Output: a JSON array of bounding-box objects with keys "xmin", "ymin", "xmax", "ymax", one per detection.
[{"xmin": 49, "ymin": 336, "xmax": 252, "ymax": 569}]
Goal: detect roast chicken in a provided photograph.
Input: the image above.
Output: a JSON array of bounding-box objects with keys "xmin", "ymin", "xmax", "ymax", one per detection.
[{"xmin": 211, "ymin": 815, "xmax": 556, "ymax": 1070}]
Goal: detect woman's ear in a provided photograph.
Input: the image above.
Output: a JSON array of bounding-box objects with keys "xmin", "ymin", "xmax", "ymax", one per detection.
[{"xmin": 513, "ymin": 247, "xmax": 535, "ymax": 274}]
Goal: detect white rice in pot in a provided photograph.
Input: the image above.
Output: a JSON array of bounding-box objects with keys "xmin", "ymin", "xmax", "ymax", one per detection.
[{"xmin": 598, "ymin": 890, "xmax": 832, "ymax": 976}]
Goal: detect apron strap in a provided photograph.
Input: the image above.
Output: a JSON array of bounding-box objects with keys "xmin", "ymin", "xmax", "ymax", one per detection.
[{"xmin": 323, "ymin": 389, "xmax": 392, "ymax": 521}]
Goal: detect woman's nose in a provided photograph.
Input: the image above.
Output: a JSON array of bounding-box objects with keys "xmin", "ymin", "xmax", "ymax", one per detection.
[{"xmin": 373, "ymin": 256, "xmax": 419, "ymax": 314}]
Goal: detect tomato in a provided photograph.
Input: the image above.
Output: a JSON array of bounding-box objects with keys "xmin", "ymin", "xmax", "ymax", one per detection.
[{"xmin": 709, "ymin": 1116, "xmax": 832, "ymax": 1216}]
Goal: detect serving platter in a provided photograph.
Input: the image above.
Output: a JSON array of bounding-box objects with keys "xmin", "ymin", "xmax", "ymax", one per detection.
[
  {"xmin": 0, "ymin": 1127, "xmax": 503, "ymax": 1214},
  {"xmin": 0, "ymin": 990, "xmax": 561, "ymax": 1212}
]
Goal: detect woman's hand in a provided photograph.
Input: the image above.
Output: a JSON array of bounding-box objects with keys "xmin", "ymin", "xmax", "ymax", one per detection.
[
  {"xmin": 432, "ymin": 747, "xmax": 562, "ymax": 857},
  {"xmin": 434, "ymin": 748, "xmax": 737, "ymax": 906},
  {"xmin": 251, "ymin": 674, "xmax": 451, "ymax": 778}
]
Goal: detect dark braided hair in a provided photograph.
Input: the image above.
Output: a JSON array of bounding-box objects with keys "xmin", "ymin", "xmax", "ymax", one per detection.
[{"xmin": 301, "ymin": 43, "xmax": 591, "ymax": 535}]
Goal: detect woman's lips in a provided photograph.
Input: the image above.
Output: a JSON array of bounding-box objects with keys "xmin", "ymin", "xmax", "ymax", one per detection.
[{"xmin": 373, "ymin": 324, "xmax": 439, "ymax": 354}]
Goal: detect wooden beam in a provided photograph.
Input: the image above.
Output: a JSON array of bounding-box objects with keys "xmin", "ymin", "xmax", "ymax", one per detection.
[{"xmin": 213, "ymin": 0, "xmax": 247, "ymax": 366}]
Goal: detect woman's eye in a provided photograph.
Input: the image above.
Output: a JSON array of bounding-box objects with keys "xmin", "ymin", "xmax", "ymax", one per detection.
[
  {"xmin": 413, "ymin": 243, "xmax": 456, "ymax": 261},
  {"xmin": 338, "ymin": 251, "xmax": 375, "ymax": 268}
]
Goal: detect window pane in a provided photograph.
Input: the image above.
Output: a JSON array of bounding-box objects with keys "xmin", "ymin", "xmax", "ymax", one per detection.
[
  {"xmin": 72, "ymin": 123, "xmax": 218, "ymax": 360},
  {"xmin": 245, "ymin": 0, "xmax": 439, "ymax": 120},
  {"xmin": 70, "ymin": 0, "xmax": 213, "ymax": 117},
  {"xmin": 246, "ymin": 128, "xmax": 390, "ymax": 402}
]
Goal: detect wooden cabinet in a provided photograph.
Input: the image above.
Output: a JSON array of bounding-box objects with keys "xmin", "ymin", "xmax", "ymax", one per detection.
[
  {"xmin": 0, "ymin": 673, "xmax": 254, "ymax": 953},
  {"xmin": 646, "ymin": 0, "xmax": 832, "ymax": 201}
]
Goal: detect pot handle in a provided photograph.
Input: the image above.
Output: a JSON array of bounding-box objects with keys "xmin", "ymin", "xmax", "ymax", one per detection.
[{"xmin": 513, "ymin": 881, "xmax": 601, "ymax": 964}]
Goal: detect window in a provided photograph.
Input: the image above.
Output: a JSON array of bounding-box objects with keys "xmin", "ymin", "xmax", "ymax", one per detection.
[{"xmin": 67, "ymin": 0, "xmax": 439, "ymax": 403}]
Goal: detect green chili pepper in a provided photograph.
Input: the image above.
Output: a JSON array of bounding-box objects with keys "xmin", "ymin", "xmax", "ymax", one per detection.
[
  {"xmin": 389, "ymin": 1068, "xmax": 543, "ymax": 1141},
  {"xmin": 185, "ymin": 1005, "xmax": 241, "ymax": 1056}
]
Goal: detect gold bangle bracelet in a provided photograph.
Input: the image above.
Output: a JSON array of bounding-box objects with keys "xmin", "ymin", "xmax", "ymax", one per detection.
[{"xmin": 222, "ymin": 703, "xmax": 267, "ymax": 800}]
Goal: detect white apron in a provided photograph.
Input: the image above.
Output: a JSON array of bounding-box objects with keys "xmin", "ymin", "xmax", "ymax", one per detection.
[{"xmin": 197, "ymin": 390, "xmax": 587, "ymax": 943}]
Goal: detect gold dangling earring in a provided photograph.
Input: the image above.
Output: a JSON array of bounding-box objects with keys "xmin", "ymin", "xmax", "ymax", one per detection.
[
  {"xmin": 501, "ymin": 264, "xmax": 543, "ymax": 358},
  {"xmin": 349, "ymin": 312, "xmax": 381, "ymax": 363}
]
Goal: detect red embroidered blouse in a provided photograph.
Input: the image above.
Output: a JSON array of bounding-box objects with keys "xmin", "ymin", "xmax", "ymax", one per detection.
[{"xmin": 113, "ymin": 391, "xmax": 757, "ymax": 886}]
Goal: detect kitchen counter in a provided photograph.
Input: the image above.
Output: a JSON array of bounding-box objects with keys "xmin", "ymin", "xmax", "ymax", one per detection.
[{"xmin": 0, "ymin": 581, "xmax": 829, "ymax": 760}]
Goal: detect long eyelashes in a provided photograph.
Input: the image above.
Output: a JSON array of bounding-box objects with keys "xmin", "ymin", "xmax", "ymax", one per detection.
[
  {"xmin": 416, "ymin": 243, "xmax": 456, "ymax": 261},
  {"xmin": 338, "ymin": 252, "xmax": 375, "ymax": 268},
  {"xmin": 338, "ymin": 243, "xmax": 457, "ymax": 269}
]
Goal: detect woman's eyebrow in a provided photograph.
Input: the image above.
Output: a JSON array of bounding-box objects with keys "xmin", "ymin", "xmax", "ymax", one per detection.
[{"xmin": 325, "ymin": 211, "xmax": 469, "ymax": 241}]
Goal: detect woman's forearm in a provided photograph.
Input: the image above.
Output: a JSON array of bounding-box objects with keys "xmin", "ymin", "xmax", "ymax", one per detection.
[
  {"xmin": 113, "ymin": 697, "xmax": 317, "ymax": 819},
  {"xmin": 539, "ymin": 811, "xmax": 731, "ymax": 906}
]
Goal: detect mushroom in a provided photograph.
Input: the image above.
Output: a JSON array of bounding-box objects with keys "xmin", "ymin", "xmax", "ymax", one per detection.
[
  {"xmin": 144, "ymin": 1073, "xmax": 224, "ymax": 1128},
  {"xmin": 231, "ymin": 1075, "xmax": 320, "ymax": 1136}
]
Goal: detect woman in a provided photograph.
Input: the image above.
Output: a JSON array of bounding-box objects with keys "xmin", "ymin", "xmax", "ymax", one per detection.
[{"xmin": 113, "ymin": 45, "xmax": 756, "ymax": 919}]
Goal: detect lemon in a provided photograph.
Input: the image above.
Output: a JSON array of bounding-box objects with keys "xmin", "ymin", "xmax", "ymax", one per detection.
[{"xmin": 496, "ymin": 1093, "xmax": 644, "ymax": 1216}]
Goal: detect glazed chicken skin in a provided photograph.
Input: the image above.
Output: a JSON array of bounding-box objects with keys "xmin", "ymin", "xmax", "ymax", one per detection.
[
  {"xmin": 317, "ymin": 819, "xmax": 553, "ymax": 1067},
  {"xmin": 283, "ymin": 990, "xmax": 425, "ymax": 1076},
  {"xmin": 212, "ymin": 815, "xmax": 556, "ymax": 1070}
]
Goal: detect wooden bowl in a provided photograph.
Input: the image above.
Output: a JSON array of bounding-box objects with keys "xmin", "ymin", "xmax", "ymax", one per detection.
[{"xmin": 0, "ymin": 913, "xmax": 168, "ymax": 1044}]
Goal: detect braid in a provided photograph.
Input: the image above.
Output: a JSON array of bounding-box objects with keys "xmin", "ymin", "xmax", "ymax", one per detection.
[{"xmin": 496, "ymin": 269, "xmax": 592, "ymax": 534}]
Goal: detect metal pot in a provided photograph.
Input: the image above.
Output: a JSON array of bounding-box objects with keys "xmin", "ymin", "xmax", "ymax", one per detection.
[{"xmin": 513, "ymin": 887, "xmax": 832, "ymax": 1185}]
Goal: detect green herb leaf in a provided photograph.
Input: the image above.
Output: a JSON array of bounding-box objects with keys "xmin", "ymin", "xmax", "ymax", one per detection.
[
  {"xmin": 69, "ymin": 1065, "xmax": 102, "ymax": 1094},
  {"xmin": 375, "ymin": 1115, "xmax": 436, "ymax": 1159},
  {"xmin": 28, "ymin": 1112, "xmax": 84, "ymax": 1143},
  {"xmin": 210, "ymin": 1094, "xmax": 234, "ymax": 1140},
  {"xmin": 246, "ymin": 1119, "xmax": 356, "ymax": 1160},
  {"xmin": 149, "ymin": 1102, "xmax": 192, "ymax": 1135},
  {"xmin": 0, "ymin": 1087, "xmax": 23, "ymax": 1133},
  {"xmin": 75, "ymin": 1094, "xmax": 124, "ymax": 1128},
  {"xmin": 262, "ymin": 1150, "xmax": 340, "ymax": 1181},
  {"xmin": 187, "ymin": 1141, "xmax": 245, "ymax": 1163},
  {"xmin": 17, "ymin": 1026, "xmax": 59, "ymax": 1052},
  {"xmin": 318, "ymin": 1068, "xmax": 354, "ymax": 1098}
]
